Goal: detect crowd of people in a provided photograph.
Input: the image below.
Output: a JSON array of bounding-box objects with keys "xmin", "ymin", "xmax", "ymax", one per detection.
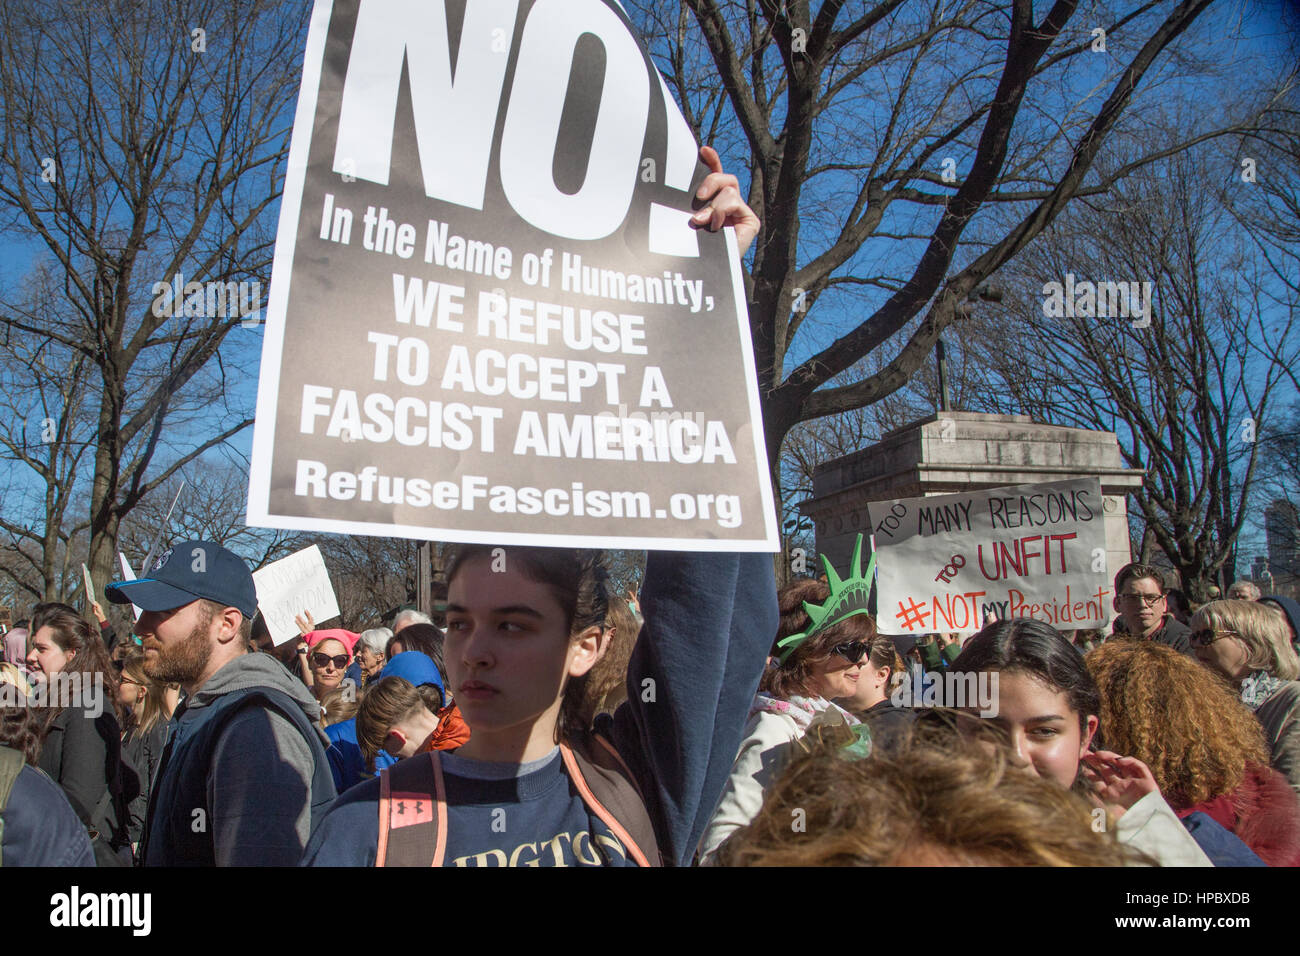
[
  {"xmin": 1, "ymin": 162, "xmax": 1298, "ymax": 869},
  {"xmin": 1, "ymin": 534, "xmax": 1298, "ymax": 868}
]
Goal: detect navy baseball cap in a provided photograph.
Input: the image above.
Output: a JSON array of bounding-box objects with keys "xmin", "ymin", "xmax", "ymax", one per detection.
[
  {"xmin": 104, "ymin": 540, "xmax": 258, "ymax": 618},
  {"xmin": 379, "ymin": 651, "xmax": 445, "ymax": 697}
]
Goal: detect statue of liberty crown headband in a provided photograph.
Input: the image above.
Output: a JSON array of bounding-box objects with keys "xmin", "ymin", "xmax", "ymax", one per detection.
[{"xmin": 776, "ymin": 533, "xmax": 876, "ymax": 664}]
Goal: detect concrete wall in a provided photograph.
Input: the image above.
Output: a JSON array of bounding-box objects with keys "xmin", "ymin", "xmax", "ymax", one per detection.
[{"xmin": 800, "ymin": 412, "xmax": 1144, "ymax": 617}]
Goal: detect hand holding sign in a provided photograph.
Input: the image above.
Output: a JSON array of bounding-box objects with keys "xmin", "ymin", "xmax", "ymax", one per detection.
[{"xmin": 693, "ymin": 147, "xmax": 759, "ymax": 256}]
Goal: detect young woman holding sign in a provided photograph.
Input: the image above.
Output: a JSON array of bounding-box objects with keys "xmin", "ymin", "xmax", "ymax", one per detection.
[{"xmin": 301, "ymin": 152, "xmax": 772, "ymax": 866}]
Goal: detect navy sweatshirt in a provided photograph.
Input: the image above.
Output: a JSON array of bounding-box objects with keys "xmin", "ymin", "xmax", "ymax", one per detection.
[
  {"xmin": 1, "ymin": 759, "xmax": 96, "ymax": 866},
  {"xmin": 301, "ymin": 550, "xmax": 777, "ymax": 867}
]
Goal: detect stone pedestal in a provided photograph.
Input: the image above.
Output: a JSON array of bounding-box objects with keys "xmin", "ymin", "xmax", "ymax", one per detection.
[{"xmin": 799, "ymin": 412, "xmax": 1144, "ymax": 601}]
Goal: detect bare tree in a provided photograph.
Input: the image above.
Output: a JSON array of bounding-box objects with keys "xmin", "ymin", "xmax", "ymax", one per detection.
[
  {"xmin": 625, "ymin": 0, "xmax": 1282, "ymax": 502},
  {"xmin": 0, "ymin": 0, "xmax": 309, "ymax": 592},
  {"xmin": 0, "ymin": 267, "xmax": 96, "ymax": 602},
  {"xmin": 962, "ymin": 150, "xmax": 1298, "ymax": 599},
  {"xmin": 116, "ymin": 460, "xmax": 308, "ymax": 571}
]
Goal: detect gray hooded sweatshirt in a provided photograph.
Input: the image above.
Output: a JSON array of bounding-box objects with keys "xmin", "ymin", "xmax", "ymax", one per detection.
[{"xmin": 179, "ymin": 652, "xmax": 333, "ymax": 866}]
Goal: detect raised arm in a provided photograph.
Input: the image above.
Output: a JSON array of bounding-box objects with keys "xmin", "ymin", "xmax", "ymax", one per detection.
[{"xmin": 609, "ymin": 550, "xmax": 777, "ymax": 866}]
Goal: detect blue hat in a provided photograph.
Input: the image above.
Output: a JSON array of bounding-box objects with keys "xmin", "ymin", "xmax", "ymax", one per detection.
[
  {"xmin": 104, "ymin": 540, "xmax": 258, "ymax": 618},
  {"xmin": 379, "ymin": 651, "xmax": 445, "ymax": 696}
]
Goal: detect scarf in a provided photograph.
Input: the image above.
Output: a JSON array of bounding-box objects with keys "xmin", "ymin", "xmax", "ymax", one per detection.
[
  {"xmin": 1240, "ymin": 670, "xmax": 1286, "ymax": 711},
  {"xmin": 748, "ymin": 693, "xmax": 857, "ymax": 732},
  {"xmin": 748, "ymin": 693, "xmax": 870, "ymax": 758}
]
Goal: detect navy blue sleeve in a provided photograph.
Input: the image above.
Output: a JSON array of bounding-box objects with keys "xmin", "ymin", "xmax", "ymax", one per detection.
[
  {"xmin": 3, "ymin": 766, "xmax": 96, "ymax": 866},
  {"xmin": 1182, "ymin": 812, "xmax": 1267, "ymax": 867},
  {"xmin": 300, "ymin": 775, "xmax": 381, "ymax": 866},
  {"xmin": 608, "ymin": 551, "xmax": 777, "ymax": 867}
]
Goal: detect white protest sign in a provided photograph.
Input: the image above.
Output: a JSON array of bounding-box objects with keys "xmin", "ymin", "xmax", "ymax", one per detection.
[
  {"xmin": 81, "ymin": 563, "xmax": 96, "ymax": 606},
  {"xmin": 868, "ymin": 478, "xmax": 1110, "ymax": 636},
  {"xmin": 117, "ymin": 553, "xmax": 143, "ymax": 621},
  {"xmin": 246, "ymin": 0, "xmax": 777, "ymax": 551},
  {"xmin": 252, "ymin": 545, "xmax": 342, "ymax": 646}
]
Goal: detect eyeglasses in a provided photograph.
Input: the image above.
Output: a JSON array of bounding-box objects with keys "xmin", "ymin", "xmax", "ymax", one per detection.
[
  {"xmin": 1118, "ymin": 592, "xmax": 1164, "ymax": 607},
  {"xmin": 312, "ymin": 652, "xmax": 349, "ymax": 670},
  {"xmin": 1190, "ymin": 629, "xmax": 1237, "ymax": 648},
  {"xmin": 119, "ymin": 677, "xmax": 146, "ymax": 688},
  {"xmin": 833, "ymin": 641, "xmax": 869, "ymax": 664}
]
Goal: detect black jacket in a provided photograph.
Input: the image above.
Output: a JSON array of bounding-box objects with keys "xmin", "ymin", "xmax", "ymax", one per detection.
[
  {"xmin": 38, "ymin": 705, "xmax": 138, "ymax": 854},
  {"xmin": 859, "ymin": 698, "xmax": 917, "ymax": 756},
  {"xmin": 1112, "ymin": 614, "xmax": 1194, "ymax": 656},
  {"xmin": 122, "ymin": 718, "xmax": 171, "ymax": 847}
]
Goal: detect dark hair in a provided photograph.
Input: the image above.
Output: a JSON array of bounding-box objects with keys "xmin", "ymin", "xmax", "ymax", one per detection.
[
  {"xmin": 0, "ymin": 697, "xmax": 44, "ymax": 765},
  {"xmin": 1163, "ymin": 588, "xmax": 1191, "ymax": 625},
  {"xmin": 30, "ymin": 602, "xmax": 125, "ymax": 725},
  {"xmin": 580, "ymin": 593, "xmax": 640, "ymax": 727},
  {"xmin": 200, "ymin": 599, "xmax": 253, "ymax": 647},
  {"xmin": 761, "ymin": 578, "xmax": 875, "ymax": 701},
  {"xmin": 393, "ymin": 623, "xmax": 446, "ymax": 686},
  {"xmin": 949, "ymin": 619, "xmax": 1099, "ymax": 735},
  {"xmin": 446, "ymin": 545, "xmax": 609, "ymax": 743},
  {"xmin": 1113, "ymin": 563, "xmax": 1167, "ymax": 595}
]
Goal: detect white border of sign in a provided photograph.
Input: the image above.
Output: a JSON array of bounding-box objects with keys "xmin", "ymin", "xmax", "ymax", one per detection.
[{"xmin": 246, "ymin": 0, "xmax": 778, "ymax": 552}]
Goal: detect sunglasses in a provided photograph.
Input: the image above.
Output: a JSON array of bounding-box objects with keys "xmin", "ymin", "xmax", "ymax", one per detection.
[
  {"xmin": 1190, "ymin": 629, "xmax": 1236, "ymax": 648},
  {"xmin": 312, "ymin": 652, "xmax": 349, "ymax": 670},
  {"xmin": 833, "ymin": 641, "xmax": 869, "ymax": 664}
]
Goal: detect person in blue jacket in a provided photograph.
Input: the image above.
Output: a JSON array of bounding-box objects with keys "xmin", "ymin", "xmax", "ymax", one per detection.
[
  {"xmin": 1, "ymin": 703, "xmax": 95, "ymax": 866},
  {"xmin": 324, "ymin": 651, "xmax": 445, "ymax": 792}
]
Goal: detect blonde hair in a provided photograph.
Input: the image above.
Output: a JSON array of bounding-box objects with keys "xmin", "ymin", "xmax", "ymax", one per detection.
[
  {"xmin": 1191, "ymin": 600, "xmax": 1300, "ymax": 680},
  {"xmin": 718, "ymin": 722, "xmax": 1149, "ymax": 867},
  {"xmin": 122, "ymin": 649, "xmax": 171, "ymax": 737},
  {"xmin": 319, "ymin": 685, "xmax": 359, "ymax": 728}
]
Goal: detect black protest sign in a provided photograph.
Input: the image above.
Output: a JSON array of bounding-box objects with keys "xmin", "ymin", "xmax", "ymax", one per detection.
[{"xmin": 247, "ymin": 0, "xmax": 778, "ymax": 551}]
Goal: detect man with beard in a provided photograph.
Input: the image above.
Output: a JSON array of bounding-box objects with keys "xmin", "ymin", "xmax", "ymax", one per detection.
[{"xmin": 105, "ymin": 540, "xmax": 336, "ymax": 865}]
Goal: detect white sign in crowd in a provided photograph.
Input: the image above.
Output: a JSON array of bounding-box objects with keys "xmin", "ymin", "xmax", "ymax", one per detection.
[
  {"xmin": 869, "ymin": 478, "xmax": 1111, "ymax": 635},
  {"xmin": 251, "ymin": 545, "xmax": 343, "ymax": 646}
]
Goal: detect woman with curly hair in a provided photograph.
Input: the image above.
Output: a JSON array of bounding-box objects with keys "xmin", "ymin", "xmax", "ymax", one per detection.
[
  {"xmin": 716, "ymin": 720, "xmax": 1151, "ymax": 867},
  {"xmin": 1190, "ymin": 599, "xmax": 1300, "ymax": 795},
  {"xmin": 697, "ymin": 559, "xmax": 870, "ymax": 865},
  {"xmin": 1087, "ymin": 640, "xmax": 1300, "ymax": 866}
]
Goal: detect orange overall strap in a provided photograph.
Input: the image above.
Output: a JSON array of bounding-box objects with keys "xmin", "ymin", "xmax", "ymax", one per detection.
[
  {"xmin": 559, "ymin": 743, "xmax": 652, "ymax": 867},
  {"xmin": 375, "ymin": 752, "xmax": 447, "ymax": 866}
]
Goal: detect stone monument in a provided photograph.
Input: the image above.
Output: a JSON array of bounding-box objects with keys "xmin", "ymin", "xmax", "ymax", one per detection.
[{"xmin": 799, "ymin": 412, "xmax": 1145, "ymax": 597}]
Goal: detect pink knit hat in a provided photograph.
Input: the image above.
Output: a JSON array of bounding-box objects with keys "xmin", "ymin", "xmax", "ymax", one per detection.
[{"xmin": 304, "ymin": 628, "xmax": 360, "ymax": 656}]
